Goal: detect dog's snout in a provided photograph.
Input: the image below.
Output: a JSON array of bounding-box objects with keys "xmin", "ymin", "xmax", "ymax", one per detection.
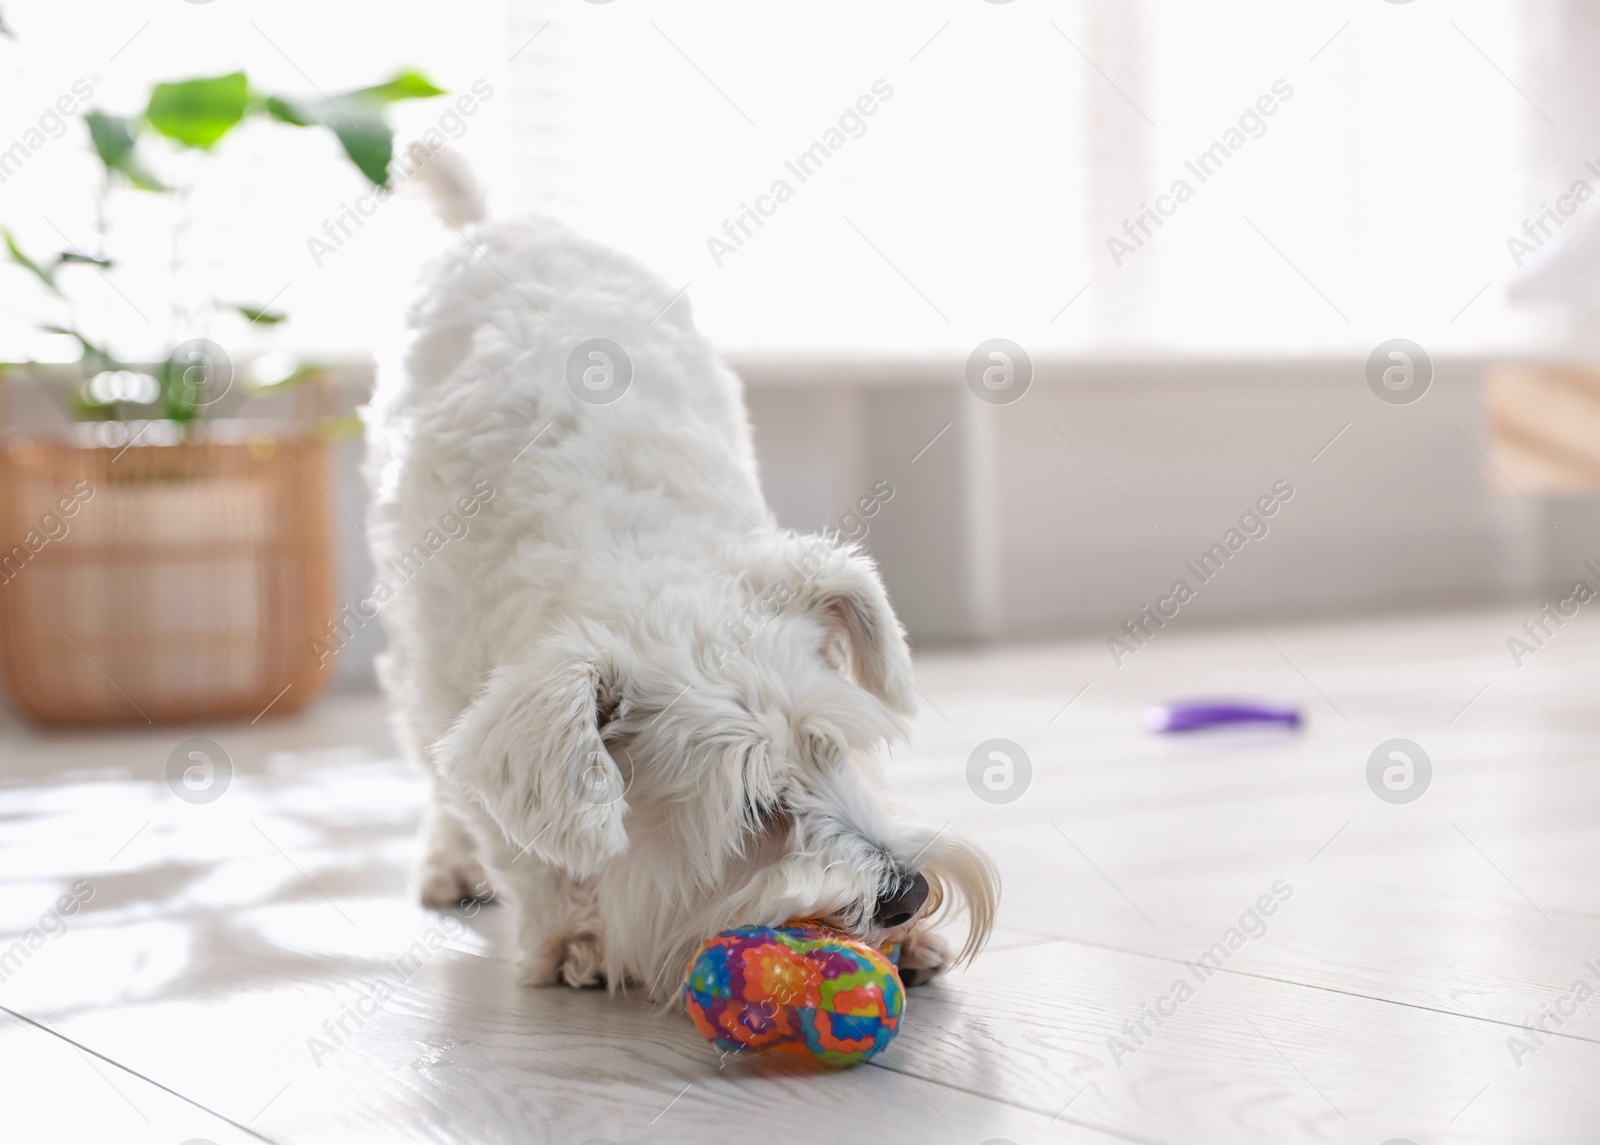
[{"xmin": 873, "ymin": 872, "xmax": 929, "ymax": 929}]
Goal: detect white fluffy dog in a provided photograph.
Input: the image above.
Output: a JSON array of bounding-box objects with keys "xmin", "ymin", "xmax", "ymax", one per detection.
[{"xmin": 363, "ymin": 174, "xmax": 997, "ymax": 1001}]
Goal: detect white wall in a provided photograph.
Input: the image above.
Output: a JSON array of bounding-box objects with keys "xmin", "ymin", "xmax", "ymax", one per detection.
[{"xmin": 740, "ymin": 355, "xmax": 1597, "ymax": 652}]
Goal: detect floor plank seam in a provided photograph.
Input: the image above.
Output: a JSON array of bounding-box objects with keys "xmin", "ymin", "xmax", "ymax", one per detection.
[
  {"xmin": 985, "ymin": 929, "xmax": 1600, "ymax": 1048},
  {"xmin": 864, "ymin": 1053, "xmax": 1179, "ymax": 1145},
  {"xmin": 1305, "ymin": 872, "xmax": 1600, "ymax": 925},
  {"xmin": 0, "ymin": 1003, "xmax": 280, "ymax": 1144}
]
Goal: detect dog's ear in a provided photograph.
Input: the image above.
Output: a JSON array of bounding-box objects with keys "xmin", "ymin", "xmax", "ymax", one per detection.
[
  {"xmin": 432, "ymin": 637, "xmax": 628, "ymax": 878},
  {"xmin": 796, "ymin": 545, "xmax": 917, "ymax": 716}
]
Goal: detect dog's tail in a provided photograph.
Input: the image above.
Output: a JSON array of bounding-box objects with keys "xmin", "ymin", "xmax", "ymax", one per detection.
[{"xmin": 406, "ymin": 142, "xmax": 487, "ymax": 228}]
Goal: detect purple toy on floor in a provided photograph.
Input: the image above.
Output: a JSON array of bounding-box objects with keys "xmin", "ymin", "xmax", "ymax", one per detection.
[{"xmin": 1142, "ymin": 697, "xmax": 1303, "ymax": 733}]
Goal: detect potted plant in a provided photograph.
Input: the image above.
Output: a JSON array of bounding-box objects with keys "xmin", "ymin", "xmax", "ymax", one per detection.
[{"xmin": 0, "ymin": 60, "xmax": 444, "ymax": 725}]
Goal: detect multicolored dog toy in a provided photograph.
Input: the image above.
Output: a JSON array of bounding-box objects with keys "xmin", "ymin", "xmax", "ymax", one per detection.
[{"xmin": 682, "ymin": 923, "xmax": 904, "ymax": 1065}]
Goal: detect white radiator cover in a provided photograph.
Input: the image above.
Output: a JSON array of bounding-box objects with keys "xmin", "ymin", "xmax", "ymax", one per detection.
[{"xmin": 737, "ymin": 353, "xmax": 1590, "ymax": 648}]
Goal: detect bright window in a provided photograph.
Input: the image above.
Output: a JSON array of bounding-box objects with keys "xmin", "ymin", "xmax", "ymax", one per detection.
[{"xmin": 0, "ymin": 0, "xmax": 1570, "ymax": 363}]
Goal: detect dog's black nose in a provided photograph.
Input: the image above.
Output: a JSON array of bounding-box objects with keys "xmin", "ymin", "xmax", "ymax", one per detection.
[{"xmin": 873, "ymin": 872, "xmax": 929, "ymax": 929}]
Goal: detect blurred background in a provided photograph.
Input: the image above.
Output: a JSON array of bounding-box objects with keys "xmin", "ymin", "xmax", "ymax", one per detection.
[{"xmin": 6, "ymin": 0, "xmax": 1600, "ymax": 720}]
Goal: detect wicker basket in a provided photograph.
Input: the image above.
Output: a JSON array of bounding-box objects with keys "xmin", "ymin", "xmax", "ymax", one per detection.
[{"xmin": 0, "ymin": 422, "xmax": 334, "ymax": 725}]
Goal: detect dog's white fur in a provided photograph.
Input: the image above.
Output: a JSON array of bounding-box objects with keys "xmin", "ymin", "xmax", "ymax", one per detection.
[{"xmin": 364, "ymin": 189, "xmax": 998, "ymax": 1001}]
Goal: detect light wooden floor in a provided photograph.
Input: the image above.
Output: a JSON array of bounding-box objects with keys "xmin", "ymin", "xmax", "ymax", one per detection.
[{"xmin": 4, "ymin": 607, "xmax": 1599, "ymax": 1144}]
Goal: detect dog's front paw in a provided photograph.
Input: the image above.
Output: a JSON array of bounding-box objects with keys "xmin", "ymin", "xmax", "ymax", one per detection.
[
  {"xmin": 898, "ymin": 925, "xmax": 954, "ymax": 987},
  {"xmin": 523, "ymin": 931, "xmax": 605, "ymax": 989}
]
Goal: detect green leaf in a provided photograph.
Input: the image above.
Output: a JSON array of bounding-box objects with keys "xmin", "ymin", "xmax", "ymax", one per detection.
[
  {"xmin": 332, "ymin": 73, "xmax": 443, "ymax": 185},
  {"xmin": 3, "ymin": 229, "xmax": 59, "ymax": 294},
  {"xmin": 262, "ymin": 95, "xmax": 315, "ymax": 127},
  {"xmin": 0, "ymin": 9, "xmax": 14, "ymax": 38},
  {"xmin": 158, "ymin": 350, "xmax": 201, "ymax": 423},
  {"xmin": 262, "ymin": 91, "xmax": 394, "ymax": 186},
  {"xmin": 349, "ymin": 70, "xmax": 445, "ymax": 104},
  {"xmin": 146, "ymin": 72, "xmax": 249, "ymax": 149},
  {"xmin": 85, "ymin": 110, "xmax": 134, "ymax": 166},
  {"xmin": 232, "ymin": 302, "xmax": 286, "ymax": 324},
  {"xmin": 260, "ymin": 70, "xmax": 442, "ymax": 187},
  {"xmin": 326, "ymin": 103, "xmax": 393, "ymax": 186},
  {"xmin": 57, "ymin": 251, "xmax": 113, "ymax": 269},
  {"xmin": 85, "ymin": 111, "xmax": 167, "ymax": 190}
]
